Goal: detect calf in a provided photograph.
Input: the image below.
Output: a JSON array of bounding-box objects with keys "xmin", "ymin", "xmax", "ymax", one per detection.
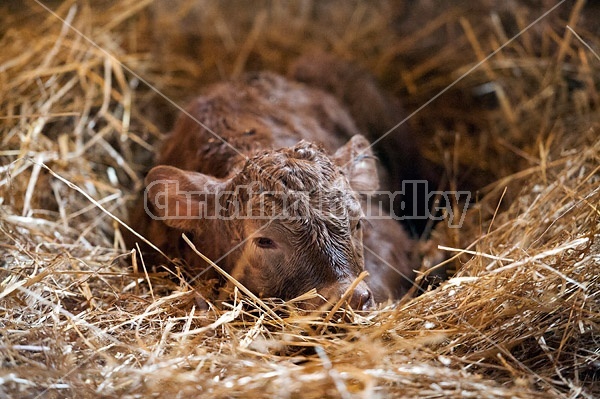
[{"xmin": 131, "ymin": 71, "xmax": 417, "ymax": 309}]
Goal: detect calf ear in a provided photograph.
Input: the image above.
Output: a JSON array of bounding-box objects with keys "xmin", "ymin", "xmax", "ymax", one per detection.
[
  {"xmin": 332, "ymin": 135, "xmax": 379, "ymax": 192},
  {"xmin": 144, "ymin": 165, "xmax": 225, "ymax": 231}
]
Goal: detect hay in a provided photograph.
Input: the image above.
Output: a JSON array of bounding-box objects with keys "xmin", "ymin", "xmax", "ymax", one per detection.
[{"xmin": 1, "ymin": 1, "xmax": 598, "ymax": 398}]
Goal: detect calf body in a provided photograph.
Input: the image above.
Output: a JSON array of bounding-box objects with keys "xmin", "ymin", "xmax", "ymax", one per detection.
[{"xmin": 132, "ymin": 71, "xmax": 417, "ymax": 308}]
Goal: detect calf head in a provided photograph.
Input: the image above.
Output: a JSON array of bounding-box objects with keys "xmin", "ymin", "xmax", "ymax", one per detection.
[{"xmin": 145, "ymin": 135, "xmax": 378, "ymax": 310}]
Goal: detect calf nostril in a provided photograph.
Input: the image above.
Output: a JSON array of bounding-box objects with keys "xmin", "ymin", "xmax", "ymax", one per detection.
[
  {"xmin": 350, "ymin": 288, "xmax": 373, "ymax": 311},
  {"xmin": 360, "ymin": 290, "xmax": 373, "ymax": 310}
]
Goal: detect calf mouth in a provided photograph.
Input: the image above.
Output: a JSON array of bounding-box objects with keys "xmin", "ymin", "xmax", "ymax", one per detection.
[{"xmin": 291, "ymin": 278, "xmax": 375, "ymax": 313}]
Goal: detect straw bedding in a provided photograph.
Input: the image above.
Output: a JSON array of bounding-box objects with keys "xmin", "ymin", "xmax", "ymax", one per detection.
[{"xmin": 0, "ymin": 1, "xmax": 598, "ymax": 398}]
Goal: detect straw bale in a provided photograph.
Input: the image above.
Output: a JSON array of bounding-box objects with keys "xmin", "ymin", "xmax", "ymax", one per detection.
[{"xmin": 0, "ymin": 1, "xmax": 598, "ymax": 398}]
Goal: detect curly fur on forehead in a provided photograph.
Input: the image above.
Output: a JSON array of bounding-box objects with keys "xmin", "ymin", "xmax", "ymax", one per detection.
[
  {"xmin": 233, "ymin": 140, "xmax": 341, "ymax": 192},
  {"xmin": 226, "ymin": 140, "xmax": 362, "ymax": 223}
]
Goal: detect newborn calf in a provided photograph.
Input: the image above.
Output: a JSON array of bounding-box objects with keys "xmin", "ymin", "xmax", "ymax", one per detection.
[{"xmin": 131, "ymin": 71, "xmax": 417, "ymax": 309}]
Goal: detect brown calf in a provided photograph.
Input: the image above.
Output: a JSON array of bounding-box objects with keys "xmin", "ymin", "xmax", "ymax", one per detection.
[{"xmin": 130, "ymin": 70, "xmax": 418, "ymax": 309}]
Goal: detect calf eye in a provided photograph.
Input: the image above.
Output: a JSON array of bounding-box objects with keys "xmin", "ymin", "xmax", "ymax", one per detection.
[
  {"xmin": 356, "ymin": 219, "xmax": 363, "ymax": 231},
  {"xmin": 255, "ymin": 237, "xmax": 277, "ymax": 249},
  {"xmin": 352, "ymin": 218, "xmax": 364, "ymax": 232}
]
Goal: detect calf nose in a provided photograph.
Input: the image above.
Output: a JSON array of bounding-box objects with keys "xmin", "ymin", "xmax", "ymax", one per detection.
[{"xmin": 350, "ymin": 286, "xmax": 374, "ymax": 311}]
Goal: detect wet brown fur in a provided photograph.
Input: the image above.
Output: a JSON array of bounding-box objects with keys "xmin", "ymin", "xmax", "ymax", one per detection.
[{"xmin": 129, "ymin": 69, "xmax": 418, "ymax": 306}]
